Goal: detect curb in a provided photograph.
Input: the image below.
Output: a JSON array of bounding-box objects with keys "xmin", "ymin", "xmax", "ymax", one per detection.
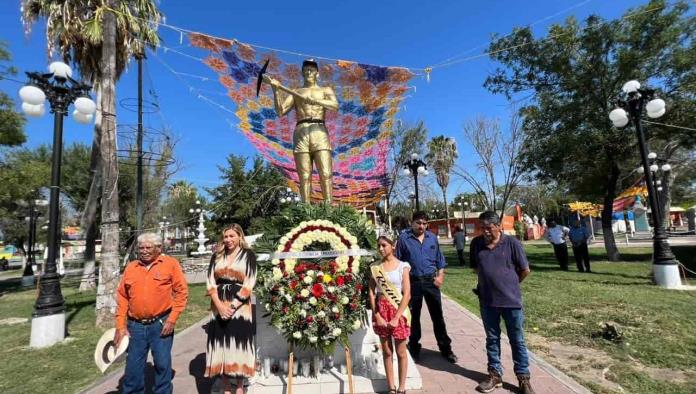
[
  {"xmin": 442, "ymin": 294, "xmax": 592, "ymax": 394},
  {"xmin": 78, "ymin": 315, "xmax": 210, "ymax": 394}
]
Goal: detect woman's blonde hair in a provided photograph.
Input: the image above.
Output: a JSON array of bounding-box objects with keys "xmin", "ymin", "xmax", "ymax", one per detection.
[{"xmin": 215, "ymin": 223, "xmax": 249, "ymax": 261}]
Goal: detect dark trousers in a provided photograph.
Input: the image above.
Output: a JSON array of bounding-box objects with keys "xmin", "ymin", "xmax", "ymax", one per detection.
[
  {"xmin": 552, "ymin": 242, "xmax": 569, "ymax": 270},
  {"xmin": 123, "ymin": 316, "xmax": 174, "ymax": 394},
  {"xmin": 456, "ymin": 248, "xmax": 466, "ymax": 266},
  {"xmin": 409, "ymin": 276, "xmax": 453, "ymax": 355},
  {"xmin": 572, "ymin": 243, "xmax": 591, "ymax": 272}
]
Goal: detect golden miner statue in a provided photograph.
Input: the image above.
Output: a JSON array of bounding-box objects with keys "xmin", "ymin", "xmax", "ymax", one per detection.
[{"xmin": 259, "ymin": 59, "xmax": 338, "ymax": 203}]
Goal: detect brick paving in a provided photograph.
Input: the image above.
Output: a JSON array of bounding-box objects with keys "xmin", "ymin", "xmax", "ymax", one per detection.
[{"xmin": 83, "ymin": 297, "xmax": 590, "ymax": 394}]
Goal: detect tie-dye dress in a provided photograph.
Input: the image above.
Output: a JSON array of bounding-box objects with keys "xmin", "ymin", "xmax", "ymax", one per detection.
[{"xmin": 204, "ymin": 248, "xmax": 257, "ymax": 379}]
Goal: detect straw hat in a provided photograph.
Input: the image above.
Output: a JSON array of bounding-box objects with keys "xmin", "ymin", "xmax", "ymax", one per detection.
[{"xmin": 94, "ymin": 328, "xmax": 129, "ymax": 373}]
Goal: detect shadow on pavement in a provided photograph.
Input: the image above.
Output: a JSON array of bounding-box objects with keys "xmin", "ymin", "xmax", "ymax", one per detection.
[
  {"xmin": 417, "ymin": 348, "xmax": 518, "ymax": 392},
  {"xmin": 189, "ymin": 352, "xmax": 213, "ymax": 393}
]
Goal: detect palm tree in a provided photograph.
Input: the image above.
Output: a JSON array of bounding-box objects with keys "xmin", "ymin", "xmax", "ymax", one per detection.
[
  {"xmin": 22, "ymin": 0, "xmax": 162, "ymax": 327},
  {"xmin": 426, "ymin": 136, "xmax": 458, "ymax": 238}
]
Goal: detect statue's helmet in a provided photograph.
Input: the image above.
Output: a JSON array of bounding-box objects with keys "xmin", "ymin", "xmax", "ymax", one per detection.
[{"xmin": 302, "ymin": 58, "xmax": 319, "ymax": 70}]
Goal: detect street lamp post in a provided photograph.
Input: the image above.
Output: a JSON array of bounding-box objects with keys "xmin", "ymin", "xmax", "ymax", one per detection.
[
  {"xmin": 22, "ymin": 199, "xmax": 49, "ymax": 286},
  {"xmin": 609, "ymin": 80, "xmax": 681, "ymax": 288},
  {"xmin": 403, "ymin": 153, "xmax": 429, "ymax": 211},
  {"xmin": 158, "ymin": 216, "xmax": 170, "ymax": 253},
  {"xmin": 19, "ymin": 61, "xmax": 96, "ymax": 348},
  {"xmin": 457, "ymin": 200, "xmax": 468, "ymax": 237}
]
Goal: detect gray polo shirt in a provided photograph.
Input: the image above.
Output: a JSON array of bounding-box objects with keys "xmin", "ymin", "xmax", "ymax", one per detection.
[{"xmin": 470, "ymin": 234, "xmax": 529, "ymax": 308}]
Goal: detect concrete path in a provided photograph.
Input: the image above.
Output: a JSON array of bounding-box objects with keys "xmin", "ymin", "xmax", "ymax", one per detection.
[{"xmin": 82, "ymin": 297, "xmax": 590, "ymax": 394}]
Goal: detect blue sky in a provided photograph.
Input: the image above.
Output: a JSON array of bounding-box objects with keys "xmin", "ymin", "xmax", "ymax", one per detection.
[{"xmin": 0, "ymin": 0, "xmax": 648, "ymax": 200}]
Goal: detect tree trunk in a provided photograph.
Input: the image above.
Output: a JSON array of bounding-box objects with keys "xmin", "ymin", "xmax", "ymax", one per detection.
[
  {"xmin": 601, "ymin": 164, "xmax": 621, "ymax": 261},
  {"xmin": 442, "ymin": 187, "xmax": 451, "ymax": 238},
  {"xmin": 79, "ymin": 83, "xmax": 102, "ymax": 292},
  {"xmin": 95, "ymin": 5, "xmax": 120, "ymax": 328}
]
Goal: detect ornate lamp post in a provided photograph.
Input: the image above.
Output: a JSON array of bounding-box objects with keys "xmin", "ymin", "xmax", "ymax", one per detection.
[
  {"xmin": 19, "ymin": 61, "xmax": 96, "ymax": 347},
  {"xmin": 403, "ymin": 153, "xmax": 428, "ymax": 211},
  {"xmin": 22, "ymin": 198, "xmax": 49, "ymax": 286},
  {"xmin": 158, "ymin": 216, "xmax": 170, "ymax": 253},
  {"xmin": 609, "ymin": 80, "xmax": 681, "ymax": 288}
]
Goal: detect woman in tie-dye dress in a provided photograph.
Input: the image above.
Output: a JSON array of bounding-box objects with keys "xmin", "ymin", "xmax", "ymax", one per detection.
[{"xmin": 205, "ymin": 224, "xmax": 257, "ymax": 394}]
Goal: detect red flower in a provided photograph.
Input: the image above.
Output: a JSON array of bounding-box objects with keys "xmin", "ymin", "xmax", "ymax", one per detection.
[
  {"xmin": 289, "ymin": 280, "xmax": 298, "ymax": 290},
  {"xmin": 334, "ymin": 313, "xmax": 341, "ymax": 320},
  {"xmin": 294, "ymin": 264, "xmax": 306, "ymax": 274},
  {"xmin": 349, "ymin": 303, "xmax": 357, "ymax": 311},
  {"xmin": 356, "ymin": 283, "xmax": 363, "ymax": 292},
  {"xmin": 327, "ymin": 293, "xmax": 337, "ymax": 302},
  {"xmin": 336, "ymin": 276, "xmax": 345, "ymax": 286},
  {"xmin": 312, "ymin": 283, "xmax": 325, "ymax": 298},
  {"xmin": 283, "ymin": 306, "xmax": 289, "ymax": 313},
  {"xmin": 345, "ymin": 274, "xmax": 353, "ymax": 283},
  {"xmin": 306, "ymin": 316, "xmax": 314, "ymax": 323}
]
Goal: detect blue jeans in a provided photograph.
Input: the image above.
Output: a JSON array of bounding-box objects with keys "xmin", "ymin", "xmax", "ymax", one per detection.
[
  {"xmin": 122, "ymin": 316, "xmax": 174, "ymax": 394},
  {"xmin": 480, "ymin": 306, "xmax": 530, "ymax": 376}
]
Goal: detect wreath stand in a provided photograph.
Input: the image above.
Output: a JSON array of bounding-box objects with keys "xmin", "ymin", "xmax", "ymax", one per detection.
[{"xmin": 286, "ymin": 346, "xmax": 355, "ymax": 394}]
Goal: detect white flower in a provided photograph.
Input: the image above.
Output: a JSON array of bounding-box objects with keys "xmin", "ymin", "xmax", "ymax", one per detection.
[
  {"xmin": 317, "ymin": 271, "xmax": 324, "ymax": 277},
  {"xmin": 285, "ymin": 259, "xmax": 296, "ymax": 272},
  {"xmin": 303, "ymin": 276, "xmax": 313, "ymax": 284},
  {"xmin": 340, "ymin": 296, "xmax": 349, "ymax": 305},
  {"xmin": 317, "ymin": 311, "xmax": 326, "ymax": 318},
  {"xmin": 331, "ymin": 306, "xmax": 339, "ymax": 313},
  {"xmin": 309, "ymin": 336, "xmax": 318, "ymax": 343},
  {"xmin": 285, "ymin": 294, "xmax": 292, "ymax": 303},
  {"xmin": 352, "ymin": 320, "xmax": 361, "ymax": 330},
  {"xmin": 272, "ymin": 267, "xmax": 283, "ymax": 280},
  {"xmin": 309, "ymin": 297, "xmax": 317, "ymax": 305},
  {"xmin": 300, "ymin": 309, "xmax": 307, "ymax": 317},
  {"xmin": 332, "ymin": 328, "xmax": 342, "ymax": 336},
  {"xmin": 328, "ymin": 286, "xmax": 336, "ymax": 293},
  {"xmin": 300, "ymin": 289, "xmax": 310, "ymax": 298},
  {"xmin": 293, "ymin": 331, "xmax": 302, "ymax": 339},
  {"xmin": 265, "ymin": 303, "xmax": 270, "ymax": 310},
  {"xmin": 272, "ymin": 259, "xmax": 280, "ymax": 266},
  {"xmin": 307, "ymin": 270, "xmax": 315, "ymax": 277},
  {"xmin": 280, "ymin": 288, "xmax": 286, "ymax": 296}
]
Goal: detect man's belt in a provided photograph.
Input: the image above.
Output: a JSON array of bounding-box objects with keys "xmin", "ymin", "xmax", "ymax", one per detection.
[
  {"xmin": 128, "ymin": 308, "xmax": 171, "ymax": 325},
  {"xmin": 410, "ymin": 273, "xmax": 436, "ymax": 281},
  {"xmin": 296, "ymin": 118, "xmax": 325, "ymax": 126}
]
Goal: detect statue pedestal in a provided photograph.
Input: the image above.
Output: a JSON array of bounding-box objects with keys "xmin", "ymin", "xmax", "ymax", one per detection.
[{"xmin": 250, "ymin": 303, "xmax": 422, "ymax": 394}]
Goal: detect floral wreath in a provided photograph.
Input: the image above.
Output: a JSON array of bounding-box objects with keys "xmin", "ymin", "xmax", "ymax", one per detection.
[{"xmin": 260, "ymin": 219, "xmax": 369, "ymax": 353}]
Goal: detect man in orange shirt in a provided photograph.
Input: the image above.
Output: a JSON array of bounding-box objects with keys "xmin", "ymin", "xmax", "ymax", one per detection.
[{"xmin": 114, "ymin": 232, "xmax": 188, "ymax": 394}]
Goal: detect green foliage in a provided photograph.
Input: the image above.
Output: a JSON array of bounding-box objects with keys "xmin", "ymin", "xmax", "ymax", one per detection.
[
  {"xmin": 206, "ymin": 154, "xmax": 288, "ymax": 236},
  {"xmin": 0, "ymin": 41, "xmax": 26, "ymax": 147},
  {"xmin": 513, "ymin": 220, "xmax": 526, "ymax": 239},
  {"xmin": 485, "ymin": 0, "xmax": 696, "ymax": 202},
  {"xmin": 0, "ymin": 143, "xmax": 90, "ymax": 244}
]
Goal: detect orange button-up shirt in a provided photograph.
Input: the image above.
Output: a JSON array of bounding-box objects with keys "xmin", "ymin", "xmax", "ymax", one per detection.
[{"xmin": 115, "ymin": 254, "xmax": 189, "ymax": 330}]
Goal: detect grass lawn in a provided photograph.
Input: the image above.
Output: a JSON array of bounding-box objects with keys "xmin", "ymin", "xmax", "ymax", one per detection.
[
  {"xmin": 0, "ymin": 279, "xmax": 210, "ymax": 394},
  {"xmin": 441, "ymin": 243, "xmax": 696, "ymax": 394}
]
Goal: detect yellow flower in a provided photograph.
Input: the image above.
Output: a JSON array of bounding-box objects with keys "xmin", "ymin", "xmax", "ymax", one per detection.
[{"xmin": 323, "ymin": 274, "xmax": 333, "ymax": 283}]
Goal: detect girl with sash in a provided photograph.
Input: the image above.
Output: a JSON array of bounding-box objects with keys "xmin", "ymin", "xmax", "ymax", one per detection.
[{"xmin": 369, "ymin": 235, "xmax": 412, "ymax": 394}]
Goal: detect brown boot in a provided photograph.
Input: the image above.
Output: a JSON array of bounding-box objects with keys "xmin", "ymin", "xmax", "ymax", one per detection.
[
  {"xmin": 476, "ymin": 369, "xmax": 503, "ymax": 393},
  {"xmin": 517, "ymin": 375, "xmax": 535, "ymax": 394}
]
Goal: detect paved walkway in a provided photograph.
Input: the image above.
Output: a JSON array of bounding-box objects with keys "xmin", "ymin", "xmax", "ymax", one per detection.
[{"xmin": 83, "ymin": 297, "xmax": 589, "ymax": 394}]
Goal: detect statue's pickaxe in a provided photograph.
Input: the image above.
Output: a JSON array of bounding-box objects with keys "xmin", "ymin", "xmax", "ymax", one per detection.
[{"xmin": 256, "ymin": 60, "xmax": 314, "ymax": 101}]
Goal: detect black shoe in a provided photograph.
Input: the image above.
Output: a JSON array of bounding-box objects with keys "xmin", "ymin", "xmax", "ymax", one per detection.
[
  {"xmin": 408, "ymin": 343, "xmax": 421, "ymax": 361},
  {"xmin": 442, "ymin": 352, "xmax": 458, "ymax": 363}
]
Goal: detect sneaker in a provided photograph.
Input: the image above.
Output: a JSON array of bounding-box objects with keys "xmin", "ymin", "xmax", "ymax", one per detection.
[
  {"xmin": 476, "ymin": 369, "xmax": 502, "ymax": 393},
  {"xmin": 517, "ymin": 375, "xmax": 535, "ymax": 394}
]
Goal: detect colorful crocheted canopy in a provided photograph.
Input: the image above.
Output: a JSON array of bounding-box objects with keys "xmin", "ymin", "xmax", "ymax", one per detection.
[{"xmin": 189, "ymin": 33, "xmax": 413, "ymax": 207}]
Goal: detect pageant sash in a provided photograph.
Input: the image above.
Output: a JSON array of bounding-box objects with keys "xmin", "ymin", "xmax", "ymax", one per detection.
[{"xmin": 371, "ymin": 264, "xmax": 411, "ymax": 326}]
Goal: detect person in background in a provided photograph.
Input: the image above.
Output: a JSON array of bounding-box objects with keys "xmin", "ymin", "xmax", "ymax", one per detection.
[
  {"xmin": 369, "ymin": 235, "xmax": 411, "ymax": 394},
  {"xmin": 470, "ymin": 211, "xmax": 535, "ymax": 394},
  {"xmin": 396, "ymin": 211, "xmax": 457, "ymax": 364},
  {"xmin": 544, "ymin": 220, "xmax": 569, "ymax": 270},
  {"xmin": 114, "ymin": 232, "xmax": 189, "ymax": 394},
  {"xmin": 453, "ymin": 225, "xmax": 467, "ymax": 266},
  {"xmin": 568, "ymin": 219, "xmax": 592, "ymax": 273}
]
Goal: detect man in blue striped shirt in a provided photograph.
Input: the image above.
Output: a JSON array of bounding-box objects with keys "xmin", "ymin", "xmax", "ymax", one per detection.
[{"xmin": 396, "ymin": 211, "xmax": 457, "ymax": 363}]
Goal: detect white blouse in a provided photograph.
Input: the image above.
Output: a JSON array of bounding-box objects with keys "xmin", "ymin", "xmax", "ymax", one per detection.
[{"xmin": 375, "ymin": 260, "xmax": 410, "ymax": 294}]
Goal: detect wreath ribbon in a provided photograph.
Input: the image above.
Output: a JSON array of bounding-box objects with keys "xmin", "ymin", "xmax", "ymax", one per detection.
[{"xmin": 272, "ymin": 249, "xmax": 375, "ymax": 259}]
